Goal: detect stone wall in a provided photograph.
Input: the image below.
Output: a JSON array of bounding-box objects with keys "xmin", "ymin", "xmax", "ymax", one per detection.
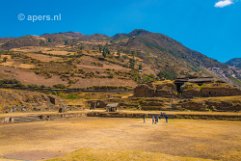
[
  {"xmin": 180, "ymin": 82, "xmax": 200, "ymax": 98},
  {"xmin": 0, "ymin": 89, "xmax": 61, "ymax": 113},
  {"xmin": 179, "ymin": 100, "xmax": 241, "ymax": 112},
  {"xmin": 133, "ymin": 84, "xmax": 155, "ymax": 97},
  {"xmin": 200, "ymin": 88, "xmax": 241, "ymax": 97},
  {"xmin": 134, "ymin": 81, "xmax": 241, "ymax": 98},
  {"xmin": 155, "ymin": 82, "xmax": 177, "ymax": 98}
]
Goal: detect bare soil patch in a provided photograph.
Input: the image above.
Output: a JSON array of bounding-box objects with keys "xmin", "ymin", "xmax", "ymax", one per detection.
[
  {"xmin": 71, "ymin": 78, "xmax": 136, "ymax": 88},
  {"xmin": 0, "ymin": 118, "xmax": 240, "ymax": 161},
  {"xmin": 26, "ymin": 53, "xmax": 63, "ymax": 62}
]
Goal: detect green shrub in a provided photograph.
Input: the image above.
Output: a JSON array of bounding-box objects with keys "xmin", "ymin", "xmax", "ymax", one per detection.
[
  {"xmin": 158, "ymin": 70, "xmax": 177, "ymax": 80},
  {"xmin": 140, "ymin": 74, "xmax": 156, "ymax": 84},
  {"xmin": 0, "ymin": 79, "xmax": 24, "ymax": 88},
  {"xmin": 53, "ymin": 84, "xmax": 66, "ymax": 89}
]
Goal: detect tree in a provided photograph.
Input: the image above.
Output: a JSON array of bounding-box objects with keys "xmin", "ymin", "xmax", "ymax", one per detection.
[
  {"xmin": 64, "ymin": 40, "xmax": 69, "ymax": 45},
  {"xmin": 158, "ymin": 69, "xmax": 177, "ymax": 80},
  {"xmin": 102, "ymin": 44, "xmax": 110, "ymax": 58},
  {"xmin": 129, "ymin": 58, "xmax": 135, "ymax": 70},
  {"xmin": 129, "ymin": 51, "xmax": 136, "ymax": 70},
  {"xmin": 138, "ymin": 63, "xmax": 143, "ymax": 72},
  {"xmin": 47, "ymin": 38, "xmax": 52, "ymax": 43}
]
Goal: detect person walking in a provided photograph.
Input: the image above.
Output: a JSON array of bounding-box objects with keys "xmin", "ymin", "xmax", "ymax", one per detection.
[
  {"xmin": 152, "ymin": 115, "xmax": 155, "ymax": 124},
  {"xmin": 164, "ymin": 114, "xmax": 168, "ymax": 123},
  {"xmin": 155, "ymin": 115, "xmax": 159, "ymax": 124},
  {"xmin": 143, "ymin": 114, "xmax": 146, "ymax": 123},
  {"xmin": 159, "ymin": 112, "xmax": 163, "ymax": 120}
]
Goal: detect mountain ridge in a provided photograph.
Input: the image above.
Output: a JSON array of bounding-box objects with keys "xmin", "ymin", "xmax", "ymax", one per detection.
[
  {"xmin": 226, "ymin": 58, "xmax": 241, "ymax": 69},
  {"xmin": 0, "ymin": 29, "xmax": 240, "ymax": 88}
]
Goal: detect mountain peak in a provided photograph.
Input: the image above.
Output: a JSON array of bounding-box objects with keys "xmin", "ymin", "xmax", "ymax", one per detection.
[
  {"xmin": 226, "ymin": 58, "xmax": 241, "ymax": 68},
  {"xmin": 129, "ymin": 29, "xmax": 150, "ymax": 36}
]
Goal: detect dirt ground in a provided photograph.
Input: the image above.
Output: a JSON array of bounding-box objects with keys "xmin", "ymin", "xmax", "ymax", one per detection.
[{"xmin": 0, "ymin": 118, "xmax": 241, "ymax": 161}]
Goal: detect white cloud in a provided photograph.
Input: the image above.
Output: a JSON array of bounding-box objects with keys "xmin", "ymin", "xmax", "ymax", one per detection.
[{"xmin": 215, "ymin": 0, "xmax": 234, "ymax": 8}]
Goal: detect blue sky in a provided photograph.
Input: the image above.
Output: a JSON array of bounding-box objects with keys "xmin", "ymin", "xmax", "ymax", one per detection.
[{"xmin": 0, "ymin": 0, "xmax": 240, "ymax": 62}]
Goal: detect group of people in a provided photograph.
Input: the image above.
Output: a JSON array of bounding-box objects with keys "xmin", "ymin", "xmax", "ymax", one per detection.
[{"xmin": 142, "ymin": 112, "xmax": 168, "ymax": 124}]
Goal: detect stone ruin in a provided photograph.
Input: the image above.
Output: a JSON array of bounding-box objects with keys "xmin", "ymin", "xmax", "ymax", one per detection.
[
  {"xmin": 134, "ymin": 77, "xmax": 241, "ymax": 98},
  {"xmin": 87, "ymin": 100, "xmax": 107, "ymax": 109},
  {"xmin": 134, "ymin": 80, "xmax": 177, "ymax": 98}
]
